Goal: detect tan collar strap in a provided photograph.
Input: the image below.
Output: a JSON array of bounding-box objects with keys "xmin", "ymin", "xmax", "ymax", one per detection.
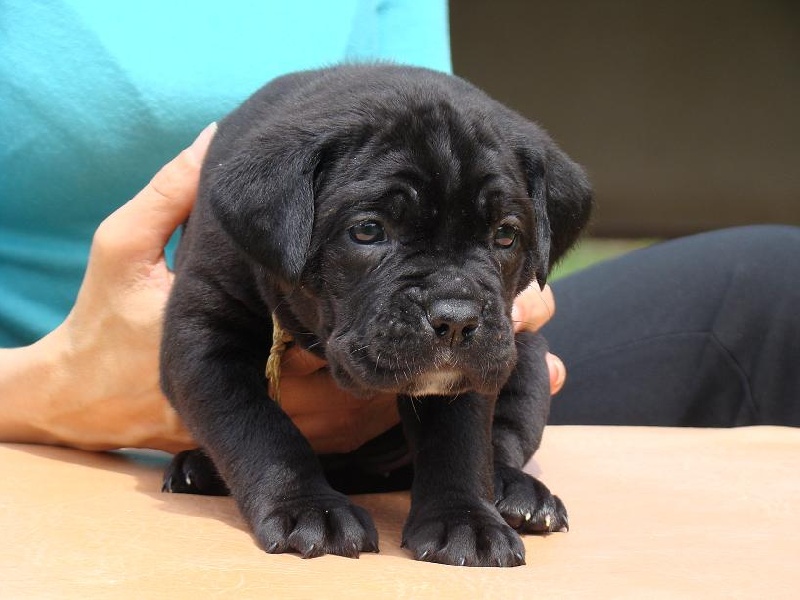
[{"xmin": 265, "ymin": 313, "xmax": 294, "ymax": 404}]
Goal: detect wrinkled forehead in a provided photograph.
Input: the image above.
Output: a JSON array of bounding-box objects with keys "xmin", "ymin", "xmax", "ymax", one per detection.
[
  {"xmin": 314, "ymin": 102, "xmax": 532, "ymax": 224},
  {"xmin": 365, "ymin": 101, "xmax": 519, "ymax": 189}
]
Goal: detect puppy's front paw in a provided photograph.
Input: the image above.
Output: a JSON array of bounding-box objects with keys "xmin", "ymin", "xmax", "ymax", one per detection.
[
  {"xmin": 401, "ymin": 500, "xmax": 525, "ymax": 567},
  {"xmin": 162, "ymin": 449, "xmax": 229, "ymax": 496},
  {"xmin": 251, "ymin": 491, "xmax": 379, "ymax": 559},
  {"xmin": 494, "ymin": 465, "xmax": 568, "ymax": 533}
]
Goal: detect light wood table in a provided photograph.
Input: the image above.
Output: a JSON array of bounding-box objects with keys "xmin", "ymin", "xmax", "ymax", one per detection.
[{"xmin": 2, "ymin": 426, "xmax": 798, "ymax": 598}]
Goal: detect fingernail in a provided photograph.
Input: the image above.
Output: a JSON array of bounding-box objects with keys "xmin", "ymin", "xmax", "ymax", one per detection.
[
  {"xmin": 547, "ymin": 353, "xmax": 566, "ymax": 394},
  {"xmin": 187, "ymin": 122, "xmax": 217, "ymax": 164}
]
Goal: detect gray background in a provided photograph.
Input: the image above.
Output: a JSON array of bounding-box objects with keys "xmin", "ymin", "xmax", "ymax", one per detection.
[{"xmin": 450, "ymin": 0, "xmax": 799, "ymax": 237}]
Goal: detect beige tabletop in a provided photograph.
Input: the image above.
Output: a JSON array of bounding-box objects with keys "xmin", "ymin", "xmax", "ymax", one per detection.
[{"xmin": 2, "ymin": 425, "xmax": 798, "ymax": 599}]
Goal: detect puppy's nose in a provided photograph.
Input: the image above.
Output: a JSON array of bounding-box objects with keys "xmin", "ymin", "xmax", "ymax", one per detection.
[{"xmin": 427, "ymin": 299, "xmax": 481, "ymax": 346}]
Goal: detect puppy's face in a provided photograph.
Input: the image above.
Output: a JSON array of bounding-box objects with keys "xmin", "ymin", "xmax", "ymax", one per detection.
[
  {"xmin": 207, "ymin": 67, "xmax": 591, "ymax": 397},
  {"xmin": 303, "ymin": 103, "xmax": 536, "ymax": 396}
]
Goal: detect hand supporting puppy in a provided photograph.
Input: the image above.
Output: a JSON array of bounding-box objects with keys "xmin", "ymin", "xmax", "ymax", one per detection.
[{"xmin": 0, "ymin": 126, "xmax": 566, "ymax": 455}]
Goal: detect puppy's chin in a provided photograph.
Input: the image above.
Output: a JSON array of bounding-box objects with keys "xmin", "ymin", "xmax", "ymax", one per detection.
[
  {"xmin": 404, "ymin": 370, "xmax": 466, "ymax": 397},
  {"xmin": 326, "ymin": 353, "xmax": 511, "ymax": 399}
]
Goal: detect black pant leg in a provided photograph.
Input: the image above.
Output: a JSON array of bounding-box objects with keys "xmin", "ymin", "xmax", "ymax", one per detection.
[{"xmin": 543, "ymin": 225, "xmax": 800, "ymax": 427}]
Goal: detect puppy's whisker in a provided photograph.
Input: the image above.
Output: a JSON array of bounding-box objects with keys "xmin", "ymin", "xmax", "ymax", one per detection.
[
  {"xmin": 270, "ymin": 298, "xmax": 289, "ymax": 312},
  {"xmin": 410, "ymin": 396, "xmax": 421, "ymax": 422},
  {"xmin": 269, "ymin": 317, "xmax": 316, "ymax": 339},
  {"xmin": 511, "ymin": 319, "xmax": 549, "ymax": 339},
  {"xmin": 511, "ymin": 319, "xmax": 544, "ymax": 328},
  {"xmin": 533, "ymin": 285, "xmax": 554, "ymax": 320},
  {"xmin": 514, "ymin": 339, "xmax": 533, "ymax": 350},
  {"xmin": 279, "ymin": 343, "xmax": 323, "ymax": 369},
  {"xmin": 281, "ymin": 330, "xmax": 317, "ymax": 338}
]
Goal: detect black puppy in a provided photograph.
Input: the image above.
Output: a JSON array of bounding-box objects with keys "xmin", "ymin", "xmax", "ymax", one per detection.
[{"xmin": 160, "ymin": 64, "xmax": 591, "ymax": 567}]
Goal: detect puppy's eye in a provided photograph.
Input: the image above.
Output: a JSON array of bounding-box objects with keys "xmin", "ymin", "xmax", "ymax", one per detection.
[
  {"xmin": 349, "ymin": 220, "xmax": 387, "ymax": 244},
  {"xmin": 493, "ymin": 224, "xmax": 519, "ymax": 249}
]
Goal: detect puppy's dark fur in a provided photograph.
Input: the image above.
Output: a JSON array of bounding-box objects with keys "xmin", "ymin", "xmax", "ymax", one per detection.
[{"xmin": 160, "ymin": 64, "xmax": 591, "ymax": 567}]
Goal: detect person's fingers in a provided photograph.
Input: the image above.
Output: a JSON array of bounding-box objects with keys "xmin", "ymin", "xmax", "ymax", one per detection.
[
  {"xmin": 547, "ymin": 352, "xmax": 566, "ymax": 395},
  {"xmin": 280, "ymin": 345, "xmax": 329, "ymax": 376},
  {"xmin": 290, "ymin": 388, "xmax": 399, "ymax": 454},
  {"xmin": 92, "ymin": 123, "xmax": 217, "ymax": 265},
  {"xmin": 512, "ymin": 283, "xmax": 556, "ymax": 333}
]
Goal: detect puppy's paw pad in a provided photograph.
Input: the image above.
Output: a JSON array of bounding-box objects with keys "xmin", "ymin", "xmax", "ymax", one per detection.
[
  {"xmin": 162, "ymin": 449, "xmax": 229, "ymax": 496},
  {"xmin": 402, "ymin": 502, "xmax": 525, "ymax": 567},
  {"xmin": 255, "ymin": 496, "xmax": 379, "ymax": 559},
  {"xmin": 494, "ymin": 465, "xmax": 568, "ymax": 533}
]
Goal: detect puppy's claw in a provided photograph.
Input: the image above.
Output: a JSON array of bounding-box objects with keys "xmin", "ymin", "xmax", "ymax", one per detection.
[{"xmin": 494, "ymin": 466, "xmax": 569, "ymax": 535}]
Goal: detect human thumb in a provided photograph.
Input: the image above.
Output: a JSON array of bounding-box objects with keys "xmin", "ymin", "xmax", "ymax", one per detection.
[{"xmin": 94, "ymin": 123, "xmax": 217, "ymax": 266}]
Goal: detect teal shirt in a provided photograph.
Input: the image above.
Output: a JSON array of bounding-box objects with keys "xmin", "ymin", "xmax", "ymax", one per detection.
[{"xmin": 0, "ymin": 0, "xmax": 451, "ymax": 346}]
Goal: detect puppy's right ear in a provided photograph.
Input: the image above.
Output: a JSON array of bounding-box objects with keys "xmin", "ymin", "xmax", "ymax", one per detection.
[
  {"xmin": 492, "ymin": 101, "xmax": 593, "ymax": 287},
  {"xmin": 515, "ymin": 138, "xmax": 593, "ymax": 288},
  {"xmin": 207, "ymin": 140, "xmax": 319, "ymax": 284},
  {"xmin": 539, "ymin": 142, "xmax": 594, "ymax": 267}
]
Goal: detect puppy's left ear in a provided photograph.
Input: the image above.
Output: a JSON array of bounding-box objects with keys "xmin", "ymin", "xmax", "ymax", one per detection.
[
  {"xmin": 207, "ymin": 138, "xmax": 322, "ymax": 284},
  {"xmin": 516, "ymin": 132, "xmax": 593, "ymax": 288}
]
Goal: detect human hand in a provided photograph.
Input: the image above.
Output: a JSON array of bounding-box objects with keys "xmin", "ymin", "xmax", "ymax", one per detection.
[
  {"xmin": 277, "ymin": 350, "xmax": 400, "ymax": 455},
  {"xmin": 512, "ymin": 283, "xmax": 567, "ymax": 395}
]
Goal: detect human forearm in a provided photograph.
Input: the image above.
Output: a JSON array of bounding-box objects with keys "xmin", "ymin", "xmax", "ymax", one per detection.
[
  {"xmin": 0, "ymin": 326, "xmax": 191, "ymax": 452},
  {"xmin": 0, "ymin": 331, "xmax": 70, "ymax": 446}
]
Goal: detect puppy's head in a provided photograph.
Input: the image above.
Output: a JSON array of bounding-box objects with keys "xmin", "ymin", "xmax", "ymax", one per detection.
[{"xmin": 208, "ymin": 66, "xmax": 591, "ymax": 397}]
